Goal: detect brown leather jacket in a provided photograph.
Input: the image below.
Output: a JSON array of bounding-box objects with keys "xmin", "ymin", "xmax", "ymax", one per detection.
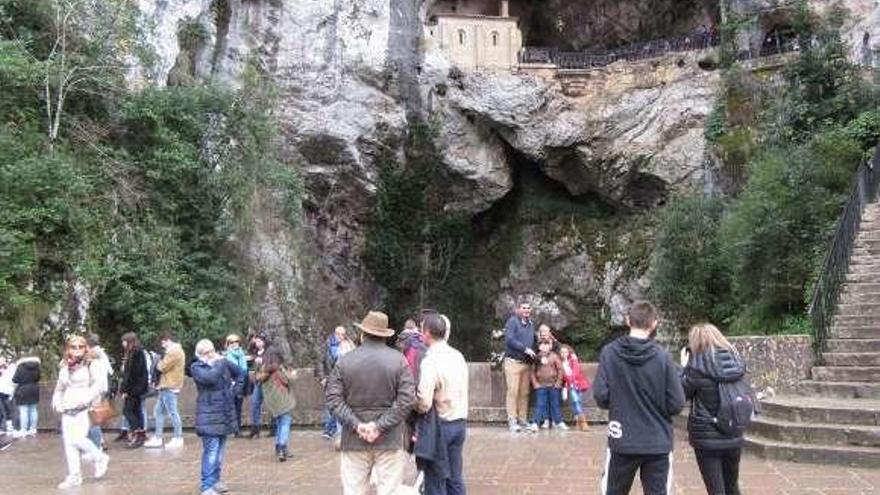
[{"xmin": 325, "ymin": 337, "xmax": 415, "ymax": 451}]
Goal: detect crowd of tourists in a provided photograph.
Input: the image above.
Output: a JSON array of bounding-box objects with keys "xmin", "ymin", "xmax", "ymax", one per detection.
[{"xmin": 0, "ymin": 298, "xmax": 753, "ymax": 495}]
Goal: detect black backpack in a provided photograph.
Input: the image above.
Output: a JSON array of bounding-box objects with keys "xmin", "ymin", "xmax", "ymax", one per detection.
[{"xmin": 713, "ymin": 376, "xmax": 757, "ymax": 435}]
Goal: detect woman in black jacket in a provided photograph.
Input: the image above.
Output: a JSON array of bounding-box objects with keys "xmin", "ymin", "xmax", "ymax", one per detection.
[
  {"xmin": 681, "ymin": 323, "xmax": 745, "ymax": 495},
  {"xmin": 120, "ymin": 332, "xmax": 148, "ymax": 449},
  {"xmin": 12, "ymin": 356, "xmax": 41, "ymax": 437}
]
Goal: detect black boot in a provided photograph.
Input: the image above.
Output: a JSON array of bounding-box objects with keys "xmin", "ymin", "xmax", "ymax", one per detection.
[
  {"xmin": 248, "ymin": 425, "xmax": 260, "ymax": 439},
  {"xmin": 276, "ymin": 444, "xmax": 287, "ymax": 462},
  {"xmin": 113, "ymin": 430, "xmax": 129, "ymax": 443}
]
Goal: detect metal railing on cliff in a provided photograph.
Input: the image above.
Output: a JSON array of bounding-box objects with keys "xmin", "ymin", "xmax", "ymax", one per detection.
[
  {"xmin": 809, "ymin": 147, "xmax": 880, "ymax": 362},
  {"xmin": 519, "ymin": 34, "xmax": 802, "ymax": 70}
]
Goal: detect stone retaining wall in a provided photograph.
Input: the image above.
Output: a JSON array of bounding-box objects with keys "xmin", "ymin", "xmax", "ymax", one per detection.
[{"xmin": 29, "ymin": 335, "xmax": 812, "ymax": 430}]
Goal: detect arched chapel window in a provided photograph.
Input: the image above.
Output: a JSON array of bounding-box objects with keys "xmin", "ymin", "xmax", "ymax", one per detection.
[
  {"xmin": 458, "ymin": 29, "xmax": 466, "ymax": 45},
  {"xmin": 491, "ymin": 31, "xmax": 499, "ymax": 46}
]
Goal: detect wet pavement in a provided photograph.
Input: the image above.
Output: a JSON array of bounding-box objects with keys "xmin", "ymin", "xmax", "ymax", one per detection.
[{"xmin": 0, "ymin": 427, "xmax": 877, "ymax": 494}]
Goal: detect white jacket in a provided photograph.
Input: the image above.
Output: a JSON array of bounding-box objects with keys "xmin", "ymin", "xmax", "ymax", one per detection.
[
  {"xmin": 52, "ymin": 360, "xmax": 103, "ymax": 413},
  {"xmin": 0, "ymin": 363, "xmax": 16, "ymax": 396}
]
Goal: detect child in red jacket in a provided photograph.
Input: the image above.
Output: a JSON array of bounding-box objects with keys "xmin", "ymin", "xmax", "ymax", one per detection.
[{"xmin": 560, "ymin": 345, "xmax": 591, "ymax": 431}]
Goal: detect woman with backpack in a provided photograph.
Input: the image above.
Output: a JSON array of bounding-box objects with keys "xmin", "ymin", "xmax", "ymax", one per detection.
[
  {"xmin": 681, "ymin": 323, "xmax": 747, "ymax": 495},
  {"xmin": 120, "ymin": 332, "xmax": 149, "ymax": 449}
]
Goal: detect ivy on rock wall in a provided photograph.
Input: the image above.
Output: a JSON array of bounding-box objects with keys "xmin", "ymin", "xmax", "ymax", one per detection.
[
  {"xmin": 650, "ymin": 2, "xmax": 880, "ymax": 334},
  {"xmin": 0, "ymin": 0, "xmax": 299, "ymax": 358}
]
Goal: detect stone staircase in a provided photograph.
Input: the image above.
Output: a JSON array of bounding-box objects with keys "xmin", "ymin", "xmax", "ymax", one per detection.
[{"xmin": 744, "ymin": 203, "xmax": 880, "ymax": 468}]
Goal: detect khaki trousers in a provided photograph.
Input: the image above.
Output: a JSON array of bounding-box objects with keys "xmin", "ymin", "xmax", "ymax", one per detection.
[
  {"xmin": 341, "ymin": 449, "xmax": 406, "ymax": 495},
  {"xmin": 504, "ymin": 357, "xmax": 532, "ymax": 422}
]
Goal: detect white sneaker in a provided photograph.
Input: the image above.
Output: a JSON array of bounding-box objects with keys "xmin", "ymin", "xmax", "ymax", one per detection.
[
  {"xmin": 507, "ymin": 418, "xmax": 521, "ymax": 433},
  {"xmin": 526, "ymin": 423, "xmax": 539, "ymax": 433},
  {"xmin": 540, "ymin": 420, "xmax": 550, "ymax": 429},
  {"xmin": 26, "ymin": 429, "xmax": 36, "ymax": 437},
  {"xmin": 166, "ymin": 437, "xmax": 184, "ymax": 449},
  {"xmin": 555, "ymin": 422, "xmax": 569, "ymax": 430},
  {"xmin": 143, "ymin": 436, "xmax": 163, "ymax": 448},
  {"xmin": 12, "ymin": 430, "xmax": 26, "ymax": 439},
  {"xmin": 94, "ymin": 452, "xmax": 109, "ymax": 478},
  {"xmin": 57, "ymin": 475, "xmax": 82, "ymax": 489}
]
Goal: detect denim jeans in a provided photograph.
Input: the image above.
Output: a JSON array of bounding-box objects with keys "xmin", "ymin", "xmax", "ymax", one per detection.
[
  {"xmin": 200, "ymin": 435, "xmax": 228, "ymax": 492},
  {"xmin": 88, "ymin": 425, "xmax": 103, "ymax": 448},
  {"xmin": 424, "ymin": 419, "xmax": 467, "ymax": 495},
  {"xmin": 568, "ymin": 386, "xmax": 584, "ymax": 416},
  {"xmin": 250, "ymin": 384, "xmax": 263, "ymax": 426},
  {"xmin": 154, "ymin": 389, "xmax": 183, "ymax": 438},
  {"xmin": 322, "ymin": 406, "xmax": 338, "ymax": 437},
  {"xmin": 119, "ymin": 400, "xmax": 148, "ymax": 431},
  {"xmin": 18, "ymin": 404, "xmax": 38, "ymax": 431},
  {"xmin": 532, "ymin": 387, "xmax": 562, "ymax": 425},
  {"xmin": 275, "ymin": 413, "xmax": 291, "ymax": 448}
]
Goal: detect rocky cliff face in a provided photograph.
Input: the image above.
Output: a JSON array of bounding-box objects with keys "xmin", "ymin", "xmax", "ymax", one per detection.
[{"xmin": 126, "ymin": 0, "xmax": 876, "ymax": 360}]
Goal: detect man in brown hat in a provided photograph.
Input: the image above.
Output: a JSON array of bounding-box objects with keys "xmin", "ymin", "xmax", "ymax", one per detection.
[{"xmin": 326, "ymin": 311, "xmax": 416, "ymax": 495}]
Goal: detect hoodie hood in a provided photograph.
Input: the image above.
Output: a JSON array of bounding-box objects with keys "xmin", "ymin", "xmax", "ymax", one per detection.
[
  {"xmin": 17, "ymin": 356, "xmax": 40, "ymax": 366},
  {"xmin": 690, "ymin": 348, "xmax": 744, "ymax": 383},
  {"xmin": 612, "ymin": 336, "xmax": 660, "ymax": 366}
]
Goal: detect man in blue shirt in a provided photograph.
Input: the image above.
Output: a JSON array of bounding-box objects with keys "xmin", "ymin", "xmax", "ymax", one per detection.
[{"xmin": 503, "ymin": 298, "xmax": 537, "ymax": 432}]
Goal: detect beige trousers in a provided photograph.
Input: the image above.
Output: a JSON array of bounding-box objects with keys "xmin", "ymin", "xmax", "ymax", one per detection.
[
  {"xmin": 341, "ymin": 449, "xmax": 406, "ymax": 495},
  {"xmin": 504, "ymin": 357, "xmax": 532, "ymax": 422}
]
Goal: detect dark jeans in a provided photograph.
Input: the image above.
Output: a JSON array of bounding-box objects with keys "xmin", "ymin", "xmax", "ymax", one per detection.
[
  {"xmin": 532, "ymin": 387, "xmax": 563, "ymax": 425},
  {"xmin": 601, "ymin": 451, "xmax": 672, "ymax": 495},
  {"xmin": 695, "ymin": 448, "xmax": 742, "ymax": 495},
  {"xmin": 424, "ymin": 419, "xmax": 467, "ymax": 495},
  {"xmin": 0, "ymin": 393, "xmax": 12, "ymax": 426},
  {"xmin": 233, "ymin": 395, "xmax": 243, "ymax": 430},
  {"xmin": 124, "ymin": 394, "xmax": 145, "ymax": 431}
]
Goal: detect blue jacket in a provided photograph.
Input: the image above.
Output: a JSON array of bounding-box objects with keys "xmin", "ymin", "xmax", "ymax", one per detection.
[
  {"xmin": 191, "ymin": 358, "xmax": 245, "ymax": 437},
  {"xmin": 504, "ymin": 316, "xmax": 535, "ymax": 362}
]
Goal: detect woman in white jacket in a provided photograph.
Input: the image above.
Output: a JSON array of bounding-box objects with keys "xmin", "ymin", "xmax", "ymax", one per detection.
[{"xmin": 52, "ymin": 335, "xmax": 110, "ymax": 489}]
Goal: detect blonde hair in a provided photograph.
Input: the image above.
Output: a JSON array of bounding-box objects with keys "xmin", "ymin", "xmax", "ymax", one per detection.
[
  {"xmin": 64, "ymin": 334, "xmax": 89, "ymax": 361},
  {"xmin": 195, "ymin": 339, "xmax": 215, "ymax": 358},
  {"xmin": 688, "ymin": 323, "xmax": 736, "ymax": 355}
]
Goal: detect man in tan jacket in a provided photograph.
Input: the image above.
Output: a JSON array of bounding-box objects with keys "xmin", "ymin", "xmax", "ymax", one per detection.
[{"xmin": 144, "ymin": 331, "xmax": 186, "ymax": 449}]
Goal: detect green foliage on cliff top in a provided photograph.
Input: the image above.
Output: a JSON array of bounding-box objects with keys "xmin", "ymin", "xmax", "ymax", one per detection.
[
  {"xmin": 0, "ymin": 1, "xmax": 299, "ymax": 357},
  {"xmin": 651, "ymin": 3, "xmax": 880, "ymax": 334}
]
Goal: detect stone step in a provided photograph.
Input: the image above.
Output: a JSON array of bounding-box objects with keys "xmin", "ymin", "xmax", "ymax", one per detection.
[
  {"xmin": 811, "ymin": 366, "xmax": 880, "ymax": 382},
  {"xmin": 833, "ymin": 313, "xmax": 880, "ymax": 326},
  {"xmin": 835, "ymin": 302, "xmax": 880, "ymax": 314},
  {"xmin": 798, "ymin": 380, "xmax": 880, "ymax": 399},
  {"xmin": 823, "ymin": 352, "xmax": 880, "ymax": 366},
  {"xmin": 759, "ymin": 396, "xmax": 880, "ymax": 426},
  {"xmin": 831, "ymin": 326, "xmax": 879, "ymax": 339},
  {"xmin": 750, "ymin": 417, "xmax": 880, "ymax": 447},
  {"xmin": 743, "ymin": 435, "xmax": 880, "ymax": 468},
  {"xmin": 826, "ymin": 339, "xmax": 880, "ymax": 353},
  {"xmin": 844, "ymin": 272, "xmax": 880, "ymax": 283}
]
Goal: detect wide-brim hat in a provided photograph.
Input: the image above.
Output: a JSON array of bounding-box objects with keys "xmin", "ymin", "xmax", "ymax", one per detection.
[{"xmin": 354, "ymin": 311, "xmax": 394, "ymax": 338}]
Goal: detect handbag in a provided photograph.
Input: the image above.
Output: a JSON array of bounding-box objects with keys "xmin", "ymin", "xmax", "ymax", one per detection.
[{"xmin": 88, "ymin": 398, "xmax": 119, "ymax": 426}]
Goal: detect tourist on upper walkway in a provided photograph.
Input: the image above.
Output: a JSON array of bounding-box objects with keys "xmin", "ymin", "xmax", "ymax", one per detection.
[
  {"xmin": 593, "ymin": 300, "xmax": 685, "ymax": 495},
  {"xmin": 254, "ymin": 334, "xmax": 295, "ymax": 462},
  {"xmin": 12, "ymin": 355, "xmax": 41, "ymax": 438},
  {"xmin": 0, "ymin": 357, "xmax": 16, "ymax": 435},
  {"xmin": 85, "ymin": 333, "xmax": 112, "ymax": 450},
  {"xmin": 144, "ymin": 331, "xmax": 186, "ymax": 449},
  {"xmin": 681, "ymin": 324, "xmax": 746, "ymax": 495},
  {"xmin": 223, "ymin": 333, "xmax": 249, "ymax": 435},
  {"xmin": 326, "ymin": 310, "xmax": 416, "ymax": 495},
  {"xmin": 527, "ymin": 339, "xmax": 566, "ymax": 432},
  {"xmin": 120, "ymin": 332, "xmax": 149, "ymax": 449},
  {"xmin": 52, "ymin": 335, "xmax": 110, "ymax": 489},
  {"xmin": 247, "ymin": 332, "xmax": 267, "ymax": 439},
  {"xmin": 316, "ymin": 326, "xmax": 356, "ymax": 440},
  {"xmin": 415, "ymin": 313, "xmax": 469, "ymax": 495},
  {"xmin": 503, "ymin": 298, "xmax": 537, "ymax": 433},
  {"xmin": 191, "ymin": 339, "xmax": 245, "ymax": 495},
  {"xmin": 559, "ymin": 344, "xmax": 591, "ymax": 432}
]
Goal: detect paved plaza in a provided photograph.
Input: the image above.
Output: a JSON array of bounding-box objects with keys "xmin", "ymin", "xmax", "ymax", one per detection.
[{"xmin": 0, "ymin": 427, "xmax": 877, "ymax": 495}]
